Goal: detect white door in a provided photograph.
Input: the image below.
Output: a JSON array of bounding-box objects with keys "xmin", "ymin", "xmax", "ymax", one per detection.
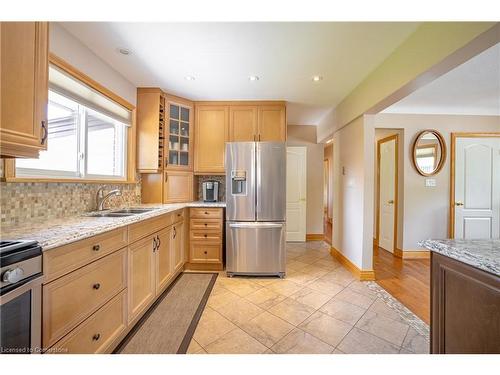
[
  {"xmin": 286, "ymin": 147, "xmax": 307, "ymax": 241},
  {"xmin": 378, "ymin": 138, "xmax": 397, "ymax": 252},
  {"xmin": 454, "ymin": 137, "xmax": 500, "ymax": 239}
]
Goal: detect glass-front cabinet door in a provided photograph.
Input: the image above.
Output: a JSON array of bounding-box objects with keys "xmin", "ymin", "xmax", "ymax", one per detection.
[{"xmin": 166, "ymin": 100, "xmax": 193, "ymax": 170}]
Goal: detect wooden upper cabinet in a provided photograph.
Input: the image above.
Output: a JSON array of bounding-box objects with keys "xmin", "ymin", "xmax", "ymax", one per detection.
[
  {"xmin": 163, "ymin": 170, "xmax": 193, "ymax": 203},
  {"xmin": 194, "ymin": 105, "xmax": 229, "ymax": 174},
  {"xmin": 165, "ymin": 98, "xmax": 193, "ymax": 171},
  {"xmin": 0, "ymin": 22, "xmax": 49, "ymax": 158},
  {"xmin": 136, "ymin": 88, "xmax": 163, "ymax": 172},
  {"xmin": 229, "ymin": 106, "xmax": 258, "ymax": 142},
  {"xmin": 258, "ymin": 105, "xmax": 286, "ymax": 142}
]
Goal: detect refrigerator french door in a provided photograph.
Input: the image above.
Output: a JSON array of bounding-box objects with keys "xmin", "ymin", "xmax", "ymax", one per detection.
[{"xmin": 226, "ymin": 142, "xmax": 286, "ymax": 277}]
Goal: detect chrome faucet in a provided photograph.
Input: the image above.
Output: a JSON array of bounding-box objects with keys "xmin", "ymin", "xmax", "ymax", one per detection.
[{"xmin": 96, "ymin": 187, "xmax": 122, "ymax": 211}]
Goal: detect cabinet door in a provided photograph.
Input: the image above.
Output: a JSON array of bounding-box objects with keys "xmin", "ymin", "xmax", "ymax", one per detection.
[
  {"xmin": 136, "ymin": 89, "xmax": 162, "ymax": 172},
  {"xmin": 258, "ymin": 106, "xmax": 286, "ymax": 142},
  {"xmin": 172, "ymin": 222, "xmax": 184, "ymax": 272},
  {"xmin": 0, "ymin": 22, "xmax": 49, "ymax": 158},
  {"xmin": 229, "ymin": 106, "xmax": 258, "ymax": 142},
  {"xmin": 194, "ymin": 105, "xmax": 229, "ymax": 173},
  {"xmin": 155, "ymin": 227, "xmax": 173, "ymax": 294},
  {"xmin": 128, "ymin": 235, "xmax": 156, "ymax": 323},
  {"xmin": 166, "ymin": 102, "xmax": 193, "ymax": 171},
  {"xmin": 163, "ymin": 171, "xmax": 193, "ymax": 203}
]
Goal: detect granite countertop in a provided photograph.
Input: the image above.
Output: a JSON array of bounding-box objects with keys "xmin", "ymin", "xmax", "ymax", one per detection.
[
  {"xmin": 420, "ymin": 239, "xmax": 500, "ymax": 276},
  {"xmin": 0, "ymin": 201, "xmax": 225, "ymax": 252}
]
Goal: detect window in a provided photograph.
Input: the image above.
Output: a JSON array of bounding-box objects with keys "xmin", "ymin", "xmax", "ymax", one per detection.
[
  {"xmin": 16, "ymin": 63, "xmax": 131, "ymax": 181},
  {"xmin": 16, "ymin": 91, "xmax": 127, "ymax": 180}
]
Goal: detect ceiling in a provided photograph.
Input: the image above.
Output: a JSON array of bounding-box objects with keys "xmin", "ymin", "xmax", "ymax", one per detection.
[
  {"xmin": 60, "ymin": 22, "xmax": 420, "ymax": 125},
  {"xmin": 383, "ymin": 43, "xmax": 500, "ymax": 116}
]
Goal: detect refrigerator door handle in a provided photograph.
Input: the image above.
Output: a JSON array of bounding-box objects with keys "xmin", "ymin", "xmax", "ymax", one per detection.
[{"xmin": 229, "ymin": 222, "xmax": 284, "ymax": 228}]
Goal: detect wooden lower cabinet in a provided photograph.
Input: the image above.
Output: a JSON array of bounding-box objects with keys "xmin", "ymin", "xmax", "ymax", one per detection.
[
  {"xmin": 42, "ymin": 249, "xmax": 127, "ymax": 348},
  {"xmin": 155, "ymin": 227, "xmax": 173, "ymax": 294},
  {"xmin": 172, "ymin": 221, "xmax": 184, "ymax": 272},
  {"xmin": 50, "ymin": 291, "xmax": 127, "ymax": 354},
  {"xmin": 431, "ymin": 252, "xmax": 500, "ymax": 354},
  {"xmin": 127, "ymin": 234, "xmax": 156, "ymax": 323},
  {"xmin": 42, "ymin": 209, "xmax": 190, "ymax": 353},
  {"xmin": 187, "ymin": 207, "xmax": 223, "ymax": 270}
]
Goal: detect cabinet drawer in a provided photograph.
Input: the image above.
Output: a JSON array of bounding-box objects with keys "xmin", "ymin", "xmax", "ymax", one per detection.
[
  {"xmin": 190, "ymin": 218, "xmax": 221, "ymax": 231},
  {"xmin": 129, "ymin": 213, "xmax": 172, "ymax": 243},
  {"xmin": 50, "ymin": 290, "xmax": 127, "ymax": 354},
  {"xmin": 190, "ymin": 230, "xmax": 222, "ymax": 242},
  {"xmin": 42, "ymin": 249, "xmax": 127, "ymax": 348},
  {"xmin": 190, "ymin": 242, "xmax": 222, "ymax": 263},
  {"xmin": 173, "ymin": 209, "xmax": 185, "ymax": 224},
  {"xmin": 43, "ymin": 227, "xmax": 127, "ymax": 283},
  {"xmin": 190, "ymin": 207, "xmax": 223, "ymax": 219}
]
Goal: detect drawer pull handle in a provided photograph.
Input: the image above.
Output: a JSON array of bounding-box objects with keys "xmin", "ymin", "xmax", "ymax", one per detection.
[
  {"xmin": 157, "ymin": 235, "xmax": 161, "ymax": 248},
  {"xmin": 93, "ymin": 283, "xmax": 101, "ymax": 290},
  {"xmin": 204, "ymin": 223, "xmax": 207, "ymax": 226},
  {"xmin": 204, "ymin": 251, "xmax": 207, "ymax": 255},
  {"xmin": 204, "ymin": 234, "xmax": 207, "ymax": 238},
  {"xmin": 93, "ymin": 244, "xmax": 100, "ymax": 252},
  {"xmin": 204, "ymin": 211, "xmax": 208, "ymax": 215},
  {"xmin": 92, "ymin": 333, "xmax": 101, "ymax": 341}
]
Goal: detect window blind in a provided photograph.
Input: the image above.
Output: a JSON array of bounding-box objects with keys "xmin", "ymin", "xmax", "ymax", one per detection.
[{"xmin": 48, "ymin": 65, "xmax": 132, "ymax": 126}]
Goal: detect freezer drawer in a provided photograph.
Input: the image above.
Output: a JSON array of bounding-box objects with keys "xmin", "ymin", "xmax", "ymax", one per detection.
[{"xmin": 226, "ymin": 222, "xmax": 286, "ymax": 276}]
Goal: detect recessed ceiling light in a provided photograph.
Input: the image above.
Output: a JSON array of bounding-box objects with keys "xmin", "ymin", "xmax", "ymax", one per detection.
[
  {"xmin": 312, "ymin": 75, "xmax": 323, "ymax": 82},
  {"xmin": 118, "ymin": 48, "xmax": 131, "ymax": 56},
  {"xmin": 248, "ymin": 75, "xmax": 260, "ymax": 81},
  {"xmin": 184, "ymin": 76, "xmax": 195, "ymax": 81}
]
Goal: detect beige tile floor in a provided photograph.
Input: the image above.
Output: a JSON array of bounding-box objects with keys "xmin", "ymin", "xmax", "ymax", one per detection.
[{"xmin": 188, "ymin": 241, "xmax": 429, "ymax": 354}]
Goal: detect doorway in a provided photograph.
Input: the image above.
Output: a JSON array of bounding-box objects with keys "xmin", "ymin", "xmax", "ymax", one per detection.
[
  {"xmin": 286, "ymin": 146, "xmax": 307, "ymax": 241},
  {"xmin": 376, "ymin": 134, "xmax": 398, "ymax": 253},
  {"xmin": 450, "ymin": 133, "xmax": 500, "ymax": 239}
]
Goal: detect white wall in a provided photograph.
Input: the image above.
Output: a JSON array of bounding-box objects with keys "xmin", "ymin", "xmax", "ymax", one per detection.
[
  {"xmin": 368, "ymin": 113, "xmax": 500, "ymax": 251},
  {"xmin": 50, "ymin": 23, "xmax": 137, "ymax": 105},
  {"xmin": 332, "ymin": 116, "xmax": 373, "ymax": 270},
  {"xmin": 287, "ymin": 125, "xmax": 324, "ymax": 235}
]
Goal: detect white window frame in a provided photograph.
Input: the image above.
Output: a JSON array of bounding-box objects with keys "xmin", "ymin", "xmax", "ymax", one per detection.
[{"xmin": 16, "ymin": 90, "xmax": 128, "ymax": 181}]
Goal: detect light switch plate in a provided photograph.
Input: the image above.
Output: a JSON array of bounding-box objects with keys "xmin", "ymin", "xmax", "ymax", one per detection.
[{"xmin": 425, "ymin": 178, "xmax": 436, "ymax": 187}]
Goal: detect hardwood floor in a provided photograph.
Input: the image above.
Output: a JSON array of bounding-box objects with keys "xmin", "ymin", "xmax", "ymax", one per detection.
[{"xmin": 373, "ymin": 246, "xmax": 430, "ymax": 324}]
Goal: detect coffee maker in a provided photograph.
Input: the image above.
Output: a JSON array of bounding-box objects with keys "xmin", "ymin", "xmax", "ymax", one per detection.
[{"xmin": 202, "ymin": 181, "xmax": 219, "ymax": 202}]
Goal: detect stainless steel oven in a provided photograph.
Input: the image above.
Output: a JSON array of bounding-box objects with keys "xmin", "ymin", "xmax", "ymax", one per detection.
[{"xmin": 0, "ymin": 240, "xmax": 42, "ymax": 354}]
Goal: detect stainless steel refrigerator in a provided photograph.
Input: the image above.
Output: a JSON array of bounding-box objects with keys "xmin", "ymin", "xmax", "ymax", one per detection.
[{"xmin": 225, "ymin": 142, "xmax": 286, "ymax": 277}]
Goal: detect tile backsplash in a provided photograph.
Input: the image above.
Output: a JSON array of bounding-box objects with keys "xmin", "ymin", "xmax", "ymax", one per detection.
[
  {"xmin": 0, "ymin": 181, "xmax": 141, "ymax": 226},
  {"xmin": 196, "ymin": 175, "xmax": 225, "ymax": 202}
]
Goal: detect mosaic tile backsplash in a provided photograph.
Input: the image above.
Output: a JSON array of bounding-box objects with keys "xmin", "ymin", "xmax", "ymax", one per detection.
[
  {"xmin": 196, "ymin": 175, "xmax": 225, "ymax": 202},
  {"xmin": 0, "ymin": 181, "xmax": 141, "ymax": 225}
]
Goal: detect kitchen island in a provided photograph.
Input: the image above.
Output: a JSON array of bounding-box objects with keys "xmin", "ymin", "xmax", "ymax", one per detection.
[{"xmin": 420, "ymin": 239, "xmax": 500, "ymax": 354}]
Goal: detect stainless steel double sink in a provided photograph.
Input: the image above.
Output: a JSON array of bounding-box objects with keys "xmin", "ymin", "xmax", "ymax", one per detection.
[{"xmin": 86, "ymin": 207, "xmax": 158, "ymax": 218}]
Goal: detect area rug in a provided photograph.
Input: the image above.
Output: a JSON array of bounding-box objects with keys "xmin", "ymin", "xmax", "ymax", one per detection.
[{"xmin": 115, "ymin": 272, "xmax": 217, "ymax": 354}]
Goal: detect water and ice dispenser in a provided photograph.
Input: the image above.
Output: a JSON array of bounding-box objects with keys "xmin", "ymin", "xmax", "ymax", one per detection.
[{"xmin": 231, "ymin": 170, "xmax": 247, "ymax": 195}]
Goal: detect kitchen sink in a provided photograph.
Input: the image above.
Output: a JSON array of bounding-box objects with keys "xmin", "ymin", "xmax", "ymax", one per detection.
[
  {"xmin": 111, "ymin": 208, "xmax": 157, "ymax": 214},
  {"xmin": 85, "ymin": 207, "xmax": 158, "ymax": 218},
  {"xmin": 86, "ymin": 212, "xmax": 136, "ymax": 218}
]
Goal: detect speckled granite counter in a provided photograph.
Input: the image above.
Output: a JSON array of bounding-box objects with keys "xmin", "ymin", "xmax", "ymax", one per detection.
[
  {"xmin": 0, "ymin": 201, "xmax": 225, "ymax": 251},
  {"xmin": 420, "ymin": 239, "xmax": 500, "ymax": 276}
]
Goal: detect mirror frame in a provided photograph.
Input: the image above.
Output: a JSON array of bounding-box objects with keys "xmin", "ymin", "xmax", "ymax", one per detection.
[{"xmin": 412, "ymin": 129, "xmax": 447, "ymax": 177}]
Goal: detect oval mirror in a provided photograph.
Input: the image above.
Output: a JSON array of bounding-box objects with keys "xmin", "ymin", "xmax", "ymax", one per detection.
[{"xmin": 412, "ymin": 130, "xmax": 446, "ymax": 176}]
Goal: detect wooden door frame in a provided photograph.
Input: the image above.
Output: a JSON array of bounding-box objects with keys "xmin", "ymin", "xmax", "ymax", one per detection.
[
  {"xmin": 375, "ymin": 134, "xmax": 399, "ymax": 254},
  {"xmin": 449, "ymin": 132, "xmax": 500, "ymax": 238}
]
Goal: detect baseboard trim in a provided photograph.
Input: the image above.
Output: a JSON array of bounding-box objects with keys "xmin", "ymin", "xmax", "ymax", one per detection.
[
  {"xmin": 306, "ymin": 233, "xmax": 324, "ymax": 241},
  {"xmin": 394, "ymin": 248, "xmax": 430, "ymax": 259},
  {"xmin": 330, "ymin": 247, "xmax": 376, "ymax": 281}
]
